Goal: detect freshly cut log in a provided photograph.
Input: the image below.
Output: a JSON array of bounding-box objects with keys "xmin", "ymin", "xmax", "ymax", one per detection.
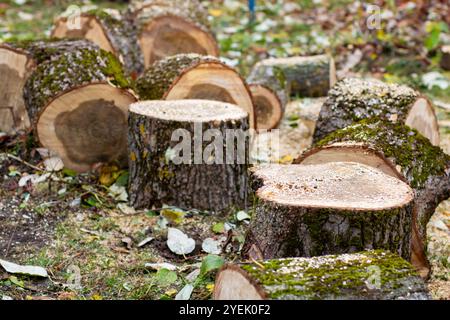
[
  {"xmin": 0, "ymin": 39, "xmax": 99, "ymax": 133},
  {"xmin": 243, "ymin": 162, "xmax": 414, "ymax": 260},
  {"xmin": 129, "ymin": 0, "xmax": 219, "ymax": 67},
  {"xmin": 440, "ymin": 45, "xmax": 450, "ymax": 71},
  {"xmin": 128, "ymin": 100, "xmax": 249, "ymax": 213},
  {"xmin": 313, "ymin": 77, "xmax": 440, "ymax": 145},
  {"xmin": 248, "ymin": 54, "xmax": 336, "ymax": 99},
  {"xmin": 214, "ymin": 250, "xmax": 430, "ymax": 300},
  {"xmin": 136, "ymin": 54, "xmax": 256, "ymax": 128},
  {"xmin": 248, "ymin": 84, "xmax": 283, "ymax": 130},
  {"xmin": 51, "ymin": 9, "xmax": 144, "ymax": 76},
  {"xmin": 23, "ymin": 48, "xmax": 137, "ymax": 173},
  {"xmin": 296, "ymin": 118, "xmax": 450, "ymax": 277}
]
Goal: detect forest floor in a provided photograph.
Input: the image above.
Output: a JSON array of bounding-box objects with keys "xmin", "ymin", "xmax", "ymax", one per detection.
[{"xmin": 0, "ymin": 0, "xmax": 449, "ymax": 300}]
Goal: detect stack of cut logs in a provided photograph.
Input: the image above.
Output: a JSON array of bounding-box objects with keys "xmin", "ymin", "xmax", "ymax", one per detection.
[{"xmin": 1, "ymin": 0, "xmax": 448, "ymax": 300}]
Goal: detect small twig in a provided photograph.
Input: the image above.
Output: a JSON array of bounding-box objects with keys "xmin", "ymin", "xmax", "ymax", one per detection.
[
  {"xmin": 3, "ymin": 153, "xmax": 44, "ymax": 172},
  {"xmin": 4, "ymin": 223, "xmax": 18, "ymax": 258}
]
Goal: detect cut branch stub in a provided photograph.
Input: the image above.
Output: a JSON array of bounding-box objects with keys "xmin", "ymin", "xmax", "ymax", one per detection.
[
  {"xmin": 248, "ymin": 54, "xmax": 336, "ymax": 99},
  {"xmin": 23, "ymin": 48, "xmax": 137, "ymax": 173},
  {"xmin": 296, "ymin": 118, "xmax": 450, "ymax": 277},
  {"xmin": 51, "ymin": 9, "xmax": 144, "ymax": 76},
  {"xmin": 136, "ymin": 54, "xmax": 256, "ymax": 128},
  {"xmin": 248, "ymin": 84, "xmax": 283, "ymax": 130},
  {"xmin": 214, "ymin": 250, "xmax": 430, "ymax": 300},
  {"xmin": 128, "ymin": 99, "xmax": 250, "ymax": 213},
  {"xmin": 313, "ymin": 77, "xmax": 440, "ymax": 145},
  {"xmin": 243, "ymin": 162, "xmax": 414, "ymax": 260},
  {"xmin": 0, "ymin": 39, "xmax": 99, "ymax": 133},
  {"xmin": 131, "ymin": 0, "xmax": 219, "ymax": 67}
]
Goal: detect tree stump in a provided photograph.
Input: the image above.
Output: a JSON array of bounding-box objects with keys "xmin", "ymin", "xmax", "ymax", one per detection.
[
  {"xmin": 247, "ymin": 54, "xmax": 336, "ymax": 99},
  {"xmin": 23, "ymin": 48, "xmax": 137, "ymax": 173},
  {"xmin": 214, "ymin": 250, "xmax": 430, "ymax": 300},
  {"xmin": 52, "ymin": 9, "xmax": 144, "ymax": 77},
  {"xmin": 243, "ymin": 162, "xmax": 414, "ymax": 260},
  {"xmin": 312, "ymin": 77, "xmax": 440, "ymax": 145},
  {"xmin": 129, "ymin": 0, "xmax": 219, "ymax": 68},
  {"xmin": 136, "ymin": 54, "xmax": 256, "ymax": 128},
  {"xmin": 296, "ymin": 118, "xmax": 450, "ymax": 277},
  {"xmin": 128, "ymin": 100, "xmax": 250, "ymax": 213},
  {"xmin": 248, "ymin": 84, "xmax": 283, "ymax": 130},
  {"xmin": 0, "ymin": 39, "xmax": 99, "ymax": 133}
]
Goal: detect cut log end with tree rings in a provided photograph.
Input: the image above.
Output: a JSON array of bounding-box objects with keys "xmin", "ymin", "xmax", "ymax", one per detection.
[
  {"xmin": 128, "ymin": 99, "xmax": 250, "ymax": 213},
  {"xmin": 136, "ymin": 54, "xmax": 255, "ymax": 128},
  {"xmin": 214, "ymin": 250, "xmax": 430, "ymax": 300},
  {"xmin": 243, "ymin": 162, "xmax": 414, "ymax": 260},
  {"xmin": 249, "ymin": 84, "xmax": 283, "ymax": 130},
  {"xmin": 133, "ymin": 0, "xmax": 219, "ymax": 67},
  {"xmin": 313, "ymin": 77, "xmax": 440, "ymax": 145}
]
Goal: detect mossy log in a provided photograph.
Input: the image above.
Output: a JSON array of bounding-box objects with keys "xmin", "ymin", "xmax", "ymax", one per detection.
[
  {"xmin": 23, "ymin": 48, "xmax": 137, "ymax": 172},
  {"xmin": 136, "ymin": 54, "xmax": 256, "ymax": 128},
  {"xmin": 296, "ymin": 118, "xmax": 450, "ymax": 277},
  {"xmin": 0, "ymin": 39, "xmax": 99, "ymax": 133},
  {"xmin": 247, "ymin": 54, "xmax": 336, "ymax": 99},
  {"xmin": 243, "ymin": 162, "xmax": 414, "ymax": 260},
  {"xmin": 129, "ymin": 0, "xmax": 219, "ymax": 67},
  {"xmin": 214, "ymin": 250, "xmax": 430, "ymax": 300},
  {"xmin": 313, "ymin": 77, "xmax": 440, "ymax": 145},
  {"xmin": 52, "ymin": 9, "xmax": 144, "ymax": 77},
  {"xmin": 128, "ymin": 100, "xmax": 250, "ymax": 213}
]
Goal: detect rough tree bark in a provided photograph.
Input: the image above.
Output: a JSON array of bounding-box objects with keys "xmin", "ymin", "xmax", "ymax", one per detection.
[
  {"xmin": 52, "ymin": 9, "xmax": 144, "ymax": 77},
  {"xmin": 128, "ymin": 100, "xmax": 250, "ymax": 213},
  {"xmin": 23, "ymin": 48, "xmax": 137, "ymax": 172},
  {"xmin": 136, "ymin": 53, "xmax": 256, "ymax": 128},
  {"xmin": 312, "ymin": 77, "xmax": 440, "ymax": 145},
  {"xmin": 128, "ymin": 0, "xmax": 219, "ymax": 67},
  {"xmin": 242, "ymin": 162, "xmax": 414, "ymax": 260},
  {"xmin": 214, "ymin": 250, "xmax": 430, "ymax": 300},
  {"xmin": 247, "ymin": 54, "xmax": 336, "ymax": 99},
  {"xmin": 296, "ymin": 118, "xmax": 450, "ymax": 277}
]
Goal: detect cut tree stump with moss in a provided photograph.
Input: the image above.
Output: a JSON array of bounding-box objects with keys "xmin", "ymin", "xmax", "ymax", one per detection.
[
  {"xmin": 128, "ymin": 100, "xmax": 250, "ymax": 213},
  {"xmin": 136, "ymin": 54, "xmax": 256, "ymax": 128},
  {"xmin": 295, "ymin": 118, "xmax": 450, "ymax": 277},
  {"xmin": 23, "ymin": 48, "xmax": 137, "ymax": 173},
  {"xmin": 0, "ymin": 39, "xmax": 99, "ymax": 133},
  {"xmin": 129, "ymin": 0, "xmax": 219, "ymax": 68},
  {"xmin": 242, "ymin": 162, "xmax": 414, "ymax": 260},
  {"xmin": 247, "ymin": 54, "xmax": 336, "ymax": 99},
  {"xmin": 248, "ymin": 84, "xmax": 283, "ymax": 130},
  {"xmin": 312, "ymin": 77, "xmax": 440, "ymax": 145},
  {"xmin": 52, "ymin": 9, "xmax": 144, "ymax": 77},
  {"xmin": 214, "ymin": 250, "xmax": 430, "ymax": 300}
]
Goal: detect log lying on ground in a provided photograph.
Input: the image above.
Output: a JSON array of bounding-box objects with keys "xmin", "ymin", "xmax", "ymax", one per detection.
[
  {"xmin": 129, "ymin": 0, "xmax": 219, "ymax": 67},
  {"xmin": 0, "ymin": 39, "xmax": 99, "ymax": 133},
  {"xmin": 23, "ymin": 48, "xmax": 137, "ymax": 172},
  {"xmin": 52, "ymin": 9, "xmax": 144, "ymax": 77},
  {"xmin": 243, "ymin": 162, "xmax": 414, "ymax": 260},
  {"xmin": 248, "ymin": 84, "xmax": 283, "ymax": 130},
  {"xmin": 128, "ymin": 100, "xmax": 250, "ymax": 213},
  {"xmin": 313, "ymin": 77, "xmax": 440, "ymax": 145},
  {"xmin": 214, "ymin": 250, "xmax": 430, "ymax": 300},
  {"xmin": 136, "ymin": 54, "xmax": 256, "ymax": 128},
  {"xmin": 295, "ymin": 118, "xmax": 450, "ymax": 277},
  {"xmin": 440, "ymin": 45, "xmax": 450, "ymax": 71},
  {"xmin": 248, "ymin": 54, "xmax": 336, "ymax": 99}
]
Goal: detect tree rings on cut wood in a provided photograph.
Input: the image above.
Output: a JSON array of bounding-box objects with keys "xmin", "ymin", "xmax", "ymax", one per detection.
[
  {"xmin": 23, "ymin": 48, "xmax": 137, "ymax": 172},
  {"xmin": 131, "ymin": 0, "xmax": 219, "ymax": 67},
  {"xmin": 296, "ymin": 118, "xmax": 450, "ymax": 277},
  {"xmin": 128, "ymin": 100, "xmax": 250, "ymax": 213},
  {"xmin": 313, "ymin": 77, "xmax": 440, "ymax": 145},
  {"xmin": 248, "ymin": 84, "xmax": 283, "ymax": 130},
  {"xmin": 51, "ymin": 9, "xmax": 144, "ymax": 76},
  {"xmin": 214, "ymin": 250, "xmax": 430, "ymax": 300},
  {"xmin": 243, "ymin": 162, "xmax": 414, "ymax": 260},
  {"xmin": 136, "ymin": 54, "xmax": 256, "ymax": 128},
  {"xmin": 248, "ymin": 54, "xmax": 336, "ymax": 99}
]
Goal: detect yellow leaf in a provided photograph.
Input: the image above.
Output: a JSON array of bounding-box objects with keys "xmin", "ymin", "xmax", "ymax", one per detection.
[
  {"xmin": 278, "ymin": 155, "xmax": 293, "ymax": 164},
  {"xmin": 206, "ymin": 283, "xmax": 215, "ymax": 292},
  {"xmin": 209, "ymin": 9, "xmax": 222, "ymax": 17},
  {"xmin": 91, "ymin": 294, "xmax": 103, "ymax": 300},
  {"xmin": 165, "ymin": 288, "xmax": 178, "ymax": 297},
  {"xmin": 161, "ymin": 207, "xmax": 185, "ymax": 224}
]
